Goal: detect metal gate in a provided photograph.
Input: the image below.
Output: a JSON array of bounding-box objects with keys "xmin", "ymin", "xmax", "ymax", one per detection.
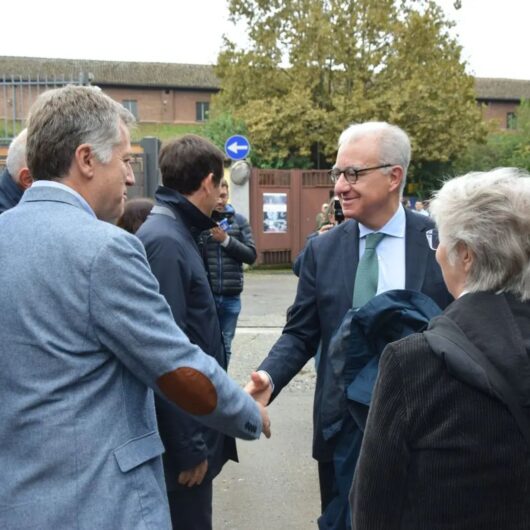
[
  {"xmin": 249, "ymin": 168, "xmax": 334, "ymax": 265},
  {"xmin": 1, "ymin": 74, "xmax": 88, "ymax": 143}
]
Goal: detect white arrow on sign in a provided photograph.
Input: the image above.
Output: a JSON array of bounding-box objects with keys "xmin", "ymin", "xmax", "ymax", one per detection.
[{"xmin": 227, "ymin": 141, "xmax": 249, "ymax": 154}]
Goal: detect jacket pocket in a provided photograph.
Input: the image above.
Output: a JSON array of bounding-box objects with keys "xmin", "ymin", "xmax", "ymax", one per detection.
[{"xmin": 113, "ymin": 431, "xmax": 165, "ymax": 473}]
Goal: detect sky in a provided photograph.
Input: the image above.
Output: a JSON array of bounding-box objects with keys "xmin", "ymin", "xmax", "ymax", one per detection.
[{"xmin": 2, "ymin": 0, "xmax": 529, "ymax": 80}]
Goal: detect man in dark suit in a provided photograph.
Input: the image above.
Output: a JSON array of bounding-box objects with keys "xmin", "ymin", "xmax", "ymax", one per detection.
[
  {"xmin": 246, "ymin": 122, "xmax": 452, "ymax": 524},
  {"xmin": 0, "ymin": 129, "xmax": 32, "ymax": 214}
]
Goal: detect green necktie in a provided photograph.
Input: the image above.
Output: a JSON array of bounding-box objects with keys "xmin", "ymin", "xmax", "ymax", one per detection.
[{"xmin": 352, "ymin": 232, "xmax": 385, "ymax": 308}]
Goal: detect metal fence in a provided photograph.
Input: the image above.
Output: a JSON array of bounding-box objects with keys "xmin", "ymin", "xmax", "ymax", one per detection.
[{"xmin": 0, "ymin": 73, "xmax": 89, "ymax": 143}]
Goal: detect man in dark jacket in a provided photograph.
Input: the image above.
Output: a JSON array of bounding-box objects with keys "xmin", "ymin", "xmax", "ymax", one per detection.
[
  {"xmin": 201, "ymin": 179, "xmax": 256, "ymax": 365},
  {"xmin": 0, "ymin": 129, "xmax": 32, "ymax": 214},
  {"xmin": 136, "ymin": 135, "xmax": 238, "ymax": 530}
]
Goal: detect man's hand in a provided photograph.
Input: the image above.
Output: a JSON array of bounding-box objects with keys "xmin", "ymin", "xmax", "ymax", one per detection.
[
  {"xmin": 318, "ymin": 222, "xmax": 335, "ymax": 234},
  {"xmin": 244, "ymin": 371, "xmax": 273, "ymax": 407},
  {"xmin": 257, "ymin": 401, "xmax": 271, "ymax": 439},
  {"xmin": 211, "ymin": 226, "xmax": 228, "ymax": 242},
  {"xmin": 178, "ymin": 459, "xmax": 208, "ymax": 487}
]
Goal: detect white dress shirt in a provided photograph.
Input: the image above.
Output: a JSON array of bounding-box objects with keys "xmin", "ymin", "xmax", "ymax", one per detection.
[{"xmin": 358, "ymin": 204, "xmax": 406, "ymax": 295}]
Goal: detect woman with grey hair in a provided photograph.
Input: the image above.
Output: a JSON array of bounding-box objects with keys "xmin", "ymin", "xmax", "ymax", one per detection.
[{"xmin": 350, "ymin": 168, "xmax": 530, "ymax": 530}]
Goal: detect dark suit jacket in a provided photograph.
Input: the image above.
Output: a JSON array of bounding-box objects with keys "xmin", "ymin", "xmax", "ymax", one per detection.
[{"xmin": 259, "ymin": 208, "xmax": 452, "ymax": 461}]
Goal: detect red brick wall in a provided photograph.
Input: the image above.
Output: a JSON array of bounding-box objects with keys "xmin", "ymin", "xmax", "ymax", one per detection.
[{"xmin": 479, "ymin": 100, "xmax": 519, "ymax": 129}]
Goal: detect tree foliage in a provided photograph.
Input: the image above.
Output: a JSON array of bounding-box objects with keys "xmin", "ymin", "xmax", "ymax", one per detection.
[{"xmin": 214, "ymin": 0, "xmax": 486, "ymax": 190}]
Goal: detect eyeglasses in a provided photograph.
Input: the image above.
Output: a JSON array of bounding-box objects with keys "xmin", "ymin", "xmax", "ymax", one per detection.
[
  {"xmin": 425, "ymin": 228, "xmax": 439, "ymax": 251},
  {"xmin": 329, "ymin": 164, "xmax": 393, "ymax": 185}
]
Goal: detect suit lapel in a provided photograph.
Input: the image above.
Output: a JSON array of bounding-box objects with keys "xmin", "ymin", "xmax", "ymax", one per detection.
[
  {"xmin": 341, "ymin": 220, "xmax": 360, "ymax": 305},
  {"xmin": 405, "ymin": 210, "xmax": 431, "ymax": 290}
]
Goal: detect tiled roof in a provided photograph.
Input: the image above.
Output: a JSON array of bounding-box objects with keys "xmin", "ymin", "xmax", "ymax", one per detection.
[
  {"xmin": 0, "ymin": 56, "xmax": 220, "ymax": 90},
  {"xmin": 1, "ymin": 56, "xmax": 529, "ymax": 100},
  {"xmin": 475, "ymin": 77, "xmax": 530, "ymax": 101}
]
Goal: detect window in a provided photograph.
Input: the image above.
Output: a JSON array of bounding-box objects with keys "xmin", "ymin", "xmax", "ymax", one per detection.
[
  {"xmin": 196, "ymin": 101, "xmax": 210, "ymax": 122},
  {"xmin": 507, "ymin": 112, "xmax": 517, "ymax": 129},
  {"xmin": 122, "ymin": 100, "xmax": 138, "ymax": 120}
]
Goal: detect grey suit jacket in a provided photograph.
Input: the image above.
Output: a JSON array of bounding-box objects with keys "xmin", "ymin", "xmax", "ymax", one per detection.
[
  {"xmin": 259, "ymin": 209, "xmax": 452, "ymax": 462},
  {"xmin": 0, "ymin": 185, "xmax": 261, "ymax": 529}
]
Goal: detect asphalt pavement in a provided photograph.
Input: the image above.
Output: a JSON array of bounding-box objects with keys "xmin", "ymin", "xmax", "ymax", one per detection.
[{"xmin": 213, "ymin": 271, "xmax": 321, "ymax": 529}]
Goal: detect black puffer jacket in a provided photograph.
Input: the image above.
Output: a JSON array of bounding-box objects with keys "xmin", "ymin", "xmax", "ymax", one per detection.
[{"xmin": 200, "ymin": 205, "xmax": 257, "ymax": 296}]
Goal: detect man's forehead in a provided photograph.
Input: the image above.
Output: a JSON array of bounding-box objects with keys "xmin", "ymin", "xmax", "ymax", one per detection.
[{"xmin": 337, "ymin": 137, "xmax": 379, "ymax": 163}]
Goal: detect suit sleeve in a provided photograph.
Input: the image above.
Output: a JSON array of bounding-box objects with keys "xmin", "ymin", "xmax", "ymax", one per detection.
[
  {"xmin": 350, "ymin": 343, "xmax": 410, "ymax": 530},
  {"xmin": 88, "ymin": 232, "xmax": 262, "ymax": 441},
  {"xmin": 258, "ymin": 236, "xmax": 322, "ymax": 397},
  {"xmin": 224, "ymin": 215, "xmax": 257, "ymax": 265},
  {"xmin": 141, "ymin": 234, "xmax": 208, "ymax": 473}
]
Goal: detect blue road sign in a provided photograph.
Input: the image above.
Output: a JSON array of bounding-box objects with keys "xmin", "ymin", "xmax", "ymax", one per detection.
[{"xmin": 224, "ymin": 135, "xmax": 251, "ymax": 161}]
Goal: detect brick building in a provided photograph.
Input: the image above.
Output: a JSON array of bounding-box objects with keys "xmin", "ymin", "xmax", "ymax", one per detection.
[
  {"xmin": 0, "ymin": 56, "xmax": 219, "ymax": 133},
  {"xmin": 2, "ymin": 56, "xmax": 529, "ymax": 130},
  {"xmin": 475, "ymin": 77, "xmax": 530, "ymax": 130}
]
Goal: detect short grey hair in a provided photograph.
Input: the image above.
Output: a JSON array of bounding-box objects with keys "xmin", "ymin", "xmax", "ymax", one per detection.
[
  {"xmin": 429, "ymin": 168, "xmax": 530, "ymax": 301},
  {"xmin": 6, "ymin": 129, "xmax": 28, "ymax": 182},
  {"xmin": 26, "ymin": 85, "xmax": 135, "ymax": 181},
  {"xmin": 338, "ymin": 121, "xmax": 411, "ymax": 195}
]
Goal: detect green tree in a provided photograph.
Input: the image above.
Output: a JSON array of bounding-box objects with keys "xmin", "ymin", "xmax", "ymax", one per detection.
[{"xmin": 214, "ymin": 0, "xmax": 485, "ymax": 189}]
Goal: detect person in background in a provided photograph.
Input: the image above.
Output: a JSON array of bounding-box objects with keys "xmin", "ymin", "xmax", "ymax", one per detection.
[
  {"xmin": 414, "ymin": 199, "xmax": 429, "ymax": 216},
  {"xmin": 201, "ymin": 178, "xmax": 257, "ymax": 365},
  {"xmin": 315, "ymin": 201, "xmax": 330, "ymax": 229},
  {"xmin": 292, "ymin": 197, "xmax": 340, "ymax": 277},
  {"xmin": 351, "ymin": 168, "xmax": 530, "ymax": 530},
  {"xmin": 0, "ymin": 129, "xmax": 32, "ymax": 214},
  {"xmin": 117, "ymin": 197, "xmax": 154, "ymax": 233}
]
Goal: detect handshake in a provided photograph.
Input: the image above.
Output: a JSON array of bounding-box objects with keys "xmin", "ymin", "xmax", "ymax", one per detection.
[{"xmin": 244, "ymin": 371, "xmax": 273, "ymax": 439}]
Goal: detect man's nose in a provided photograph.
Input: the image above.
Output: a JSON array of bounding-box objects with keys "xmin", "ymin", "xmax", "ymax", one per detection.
[
  {"xmin": 334, "ymin": 173, "xmax": 349, "ymax": 195},
  {"xmin": 126, "ymin": 166, "xmax": 136, "ymax": 186}
]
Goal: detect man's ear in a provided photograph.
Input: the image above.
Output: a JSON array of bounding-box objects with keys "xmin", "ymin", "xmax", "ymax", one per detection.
[
  {"xmin": 17, "ymin": 167, "xmax": 33, "ymax": 190},
  {"xmin": 461, "ymin": 244, "xmax": 474, "ymax": 273},
  {"xmin": 388, "ymin": 166, "xmax": 404, "ymax": 193},
  {"xmin": 74, "ymin": 144, "xmax": 95, "ymax": 179},
  {"xmin": 202, "ymin": 173, "xmax": 216, "ymax": 192}
]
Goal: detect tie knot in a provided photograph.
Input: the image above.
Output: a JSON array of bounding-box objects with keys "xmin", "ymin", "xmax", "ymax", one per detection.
[{"xmin": 364, "ymin": 232, "xmax": 385, "ymax": 250}]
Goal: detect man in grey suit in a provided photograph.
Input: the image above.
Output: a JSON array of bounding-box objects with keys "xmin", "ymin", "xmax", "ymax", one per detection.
[
  {"xmin": 0, "ymin": 85, "xmax": 269, "ymax": 530},
  {"xmin": 246, "ymin": 122, "xmax": 451, "ymax": 527}
]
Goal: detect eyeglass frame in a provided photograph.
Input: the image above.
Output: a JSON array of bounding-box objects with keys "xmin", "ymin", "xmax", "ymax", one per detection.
[
  {"xmin": 329, "ymin": 164, "xmax": 394, "ymax": 185},
  {"xmin": 425, "ymin": 228, "xmax": 439, "ymax": 251}
]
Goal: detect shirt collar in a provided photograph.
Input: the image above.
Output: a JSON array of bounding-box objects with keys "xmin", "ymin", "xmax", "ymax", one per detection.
[
  {"xmin": 31, "ymin": 180, "xmax": 96, "ymax": 218},
  {"xmin": 358, "ymin": 204, "xmax": 406, "ymax": 239}
]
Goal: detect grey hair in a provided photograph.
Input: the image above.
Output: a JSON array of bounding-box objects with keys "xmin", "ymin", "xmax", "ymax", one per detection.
[
  {"xmin": 429, "ymin": 168, "xmax": 530, "ymax": 301},
  {"xmin": 6, "ymin": 129, "xmax": 28, "ymax": 182},
  {"xmin": 26, "ymin": 85, "xmax": 135, "ymax": 181},
  {"xmin": 338, "ymin": 121, "xmax": 411, "ymax": 195}
]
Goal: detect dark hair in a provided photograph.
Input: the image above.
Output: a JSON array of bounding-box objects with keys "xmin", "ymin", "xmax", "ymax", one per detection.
[
  {"xmin": 116, "ymin": 197, "xmax": 154, "ymax": 234},
  {"xmin": 158, "ymin": 134, "xmax": 224, "ymax": 194}
]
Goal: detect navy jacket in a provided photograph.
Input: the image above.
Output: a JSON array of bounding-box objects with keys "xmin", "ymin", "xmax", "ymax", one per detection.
[
  {"xmin": 200, "ymin": 205, "xmax": 257, "ymax": 296},
  {"xmin": 137, "ymin": 186, "xmax": 237, "ymax": 489},
  {"xmin": 321, "ymin": 290, "xmax": 442, "ymax": 530},
  {"xmin": 0, "ymin": 168, "xmax": 23, "ymax": 214},
  {"xmin": 259, "ymin": 208, "xmax": 452, "ymax": 462}
]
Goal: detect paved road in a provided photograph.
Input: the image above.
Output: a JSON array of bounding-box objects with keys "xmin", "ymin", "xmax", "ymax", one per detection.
[{"xmin": 213, "ymin": 272, "xmax": 321, "ymax": 529}]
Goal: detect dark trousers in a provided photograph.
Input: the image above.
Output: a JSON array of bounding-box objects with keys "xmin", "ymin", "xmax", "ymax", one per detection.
[
  {"xmin": 167, "ymin": 480, "xmax": 213, "ymax": 530},
  {"xmin": 318, "ymin": 460, "xmax": 336, "ymax": 513}
]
